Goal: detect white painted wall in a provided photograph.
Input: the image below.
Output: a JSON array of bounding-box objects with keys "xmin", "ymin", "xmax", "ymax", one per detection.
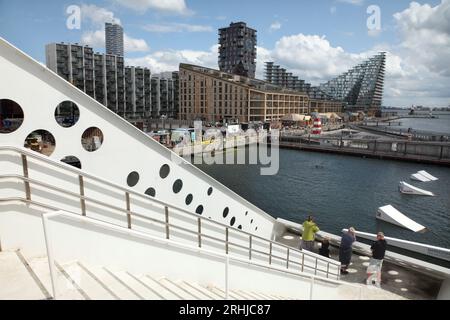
[
  {"xmin": 0, "ymin": 148, "xmax": 341, "ymax": 278},
  {"xmin": 40, "ymin": 212, "xmax": 355, "ymax": 299},
  {"xmin": 0, "ymin": 37, "xmax": 275, "ymax": 238}
]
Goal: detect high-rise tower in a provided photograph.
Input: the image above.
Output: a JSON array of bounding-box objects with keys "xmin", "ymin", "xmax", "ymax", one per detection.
[
  {"xmin": 105, "ymin": 22, "xmax": 124, "ymax": 57},
  {"xmin": 218, "ymin": 22, "xmax": 257, "ymax": 78}
]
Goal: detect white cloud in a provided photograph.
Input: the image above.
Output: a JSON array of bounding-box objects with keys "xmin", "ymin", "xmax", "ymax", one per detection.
[
  {"xmin": 81, "ymin": 30, "xmax": 105, "ymax": 48},
  {"xmin": 81, "ymin": 4, "xmax": 120, "ymax": 27},
  {"xmin": 124, "ymin": 34, "xmax": 150, "ymax": 52},
  {"xmin": 386, "ymin": 0, "xmax": 450, "ymax": 106},
  {"xmin": 337, "ymin": 0, "xmax": 364, "ymax": 5},
  {"xmin": 143, "ymin": 23, "xmax": 213, "ymax": 33},
  {"xmin": 268, "ymin": 34, "xmax": 368, "ymax": 83},
  {"xmin": 330, "ymin": 6, "xmax": 337, "ymax": 14},
  {"xmin": 81, "ymin": 30, "xmax": 150, "ymax": 53},
  {"xmin": 113, "ymin": 0, "xmax": 192, "ymax": 15},
  {"xmin": 269, "ymin": 22, "xmax": 282, "ymax": 31},
  {"xmin": 125, "ymin": 45, "xmax": 219, "ymax": 73}
]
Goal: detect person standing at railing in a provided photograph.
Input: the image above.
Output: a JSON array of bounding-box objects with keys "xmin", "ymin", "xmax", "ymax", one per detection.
[
  {"xmin": 339, "ymin": 227, "xmax": 356, "ymax": 275},
  {"xmin": 319, "ymin": 237, "xmax": 331, "ymax": 258},
  {"xmin": 366, "ymin": 232, "xmax": 387, "ymax": 287},
  {"xmin": 301, "ymin": 216, "xmax": 320, "ymax": 252}
]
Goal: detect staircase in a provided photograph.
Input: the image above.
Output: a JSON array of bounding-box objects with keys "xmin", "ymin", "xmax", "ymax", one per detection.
[{"xmin": 0, "ymin": 249, "xmax": 296, "ymax": 300}]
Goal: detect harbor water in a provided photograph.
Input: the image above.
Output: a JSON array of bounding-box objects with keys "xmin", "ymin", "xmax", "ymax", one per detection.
[{"xmin": 195, "ymin": 113, "xmax": 450, "ymax": 266}]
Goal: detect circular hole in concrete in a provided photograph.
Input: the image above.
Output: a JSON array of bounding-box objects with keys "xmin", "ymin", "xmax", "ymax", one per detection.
[
  {"xmin": 55, "ymin": 100, "xmax": 80, "ymax": 128},
  {"xmin": 24, "ymin": 129, "xmax": 56, "ymax": 156},
  {"xmin": 0, "ymin": 99, "xmax": 24, "ymax": 133},
  {"xmin": 401, "ymin": 288, "xmax": 408, "ymax": 292},
  {"xmin": 359, "ymin": 256, "xmax": 370, "ymax": 261},
  {"xmin": 283, "ymin": 235, "xmax": 294, "ymax": 240},
  {"xmin": 81, "ymin": 127, "xmax": 103, "ymax": 152},
  {"xmin": 347, "ymin": 268, "xmax": 358, "ymax": 274},
  {"xmin": 395, "ymin": 279, "xmax": 403, "ymax": 283}
]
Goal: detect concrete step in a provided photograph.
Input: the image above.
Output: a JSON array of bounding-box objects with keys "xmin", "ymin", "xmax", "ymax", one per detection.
[
  {"xmin": 230, "ymin": 289, "xmax": 254, "ymax": 300},
  {"xmin": 249, "ymin": 291, "xmax": 277, "ymax": 300},
  {"xmin": 137, "ymin": 275, "xmax": 182, "ymax": 300},
  {"xmin": 157, "ymin": 277, "xmax": 195, "ymax": 300},
  {"xmin": 207, "ymin": 286, "xmax": 243, "ymax": 300},
  {"xmin": 26, "ymin": 255, "xmax": 84, "ymax": 300},
  {"xmin": 109, "ymin": 270, "xmax": 164, "ymax": 300},
  {"xmin": 170, "ymin": 280, "xmax": 210, "ymax": 300},
  {"xmin": 181, "ymin": 281, "xmax": 223, "ymax": 300},
  {"xmin": 62, "ymin": 261, "xmax": 116, "ymax": 300},
  {"xmin": 83, "ymin": 265, "xmax": 140, "ymax": 300},
  {"xmin": 0, "ymin": 250, "xmax": 48, "ymax": 300},
  {"xmin": 235, "ymin": 290, "xmax": 264, "ymax": 300}
]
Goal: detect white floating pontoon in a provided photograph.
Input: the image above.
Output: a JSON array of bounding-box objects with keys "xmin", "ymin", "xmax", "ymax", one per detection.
[
  {"xmin": 399, "ymin": 181, "xmax": 435, "ymax": 196},
  {"xmin": 418, "ymin": 170, "xmax": 438, "ymax": 181},
  {"xmin": 410, "ymin": 173, "xmax": 431, "ymax": 182},
  {"xmin": 376, "ymin": 205, "xmax": 427, "ymax": 233},
  {"xmin": 342, "ymin": 229, "xmax": 450, "ymax": 262},
  {"xmin": 410, "ymin": 170, "xmax": 438, "ymax": 182}
]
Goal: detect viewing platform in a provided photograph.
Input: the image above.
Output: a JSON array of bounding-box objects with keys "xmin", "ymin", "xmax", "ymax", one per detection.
[{"xmin": 275, "ymin": 218, "xmax": 450, "ymax": 300}]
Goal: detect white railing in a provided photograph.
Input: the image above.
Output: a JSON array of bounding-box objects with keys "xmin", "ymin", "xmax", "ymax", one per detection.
[
  {"xmin": 0, "ymin": 145, "xmax": 341, "ymax": 279},
  {"xmin": 41, "ymin": 210, "xmax": 361, "ymax": 300}
]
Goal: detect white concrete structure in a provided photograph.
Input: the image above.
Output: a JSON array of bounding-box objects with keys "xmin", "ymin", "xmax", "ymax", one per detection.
[
  {"xmin": 0, "ymin": 37, "xmax": 274, "ymax": 238},
  {"xmin": 399, "ymin": 181, "xmax": 434, "ymax": 196},
  {"xmin": 343, "ymin": 229, "xmax": 450, "ymax": 262},
  {"xmin": 1, "ymin": 37, "xmax": 449, "ymax": 300},
  {"xmin": 376, "ymin": 205, "xmax": 427, "ymax": 233}
]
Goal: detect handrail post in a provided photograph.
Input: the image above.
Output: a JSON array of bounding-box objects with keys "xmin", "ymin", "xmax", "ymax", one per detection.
[
  {"xmin": 314, "ymin": 258, "xmax": 318, "ymax": 275},
  {"xmin": 326, "ymin": 262, "xmax": 330, "ymax": 278},
  {"xmin": 79, "ymin": 175, "xmax": 86, "ymax": 216},
  {"xmin": 165, "ymin": 206, "xmax": 169, "ymax": 239},
  {"xmin": 225, "ymin": 255, "xmax": 229, "ymax": 300},
  {"xmin": 225, "ymin": 228, "xmax": 229, "ymax": 254},
  {"xmin": 286, "ymin": 248, "xmax": 290, "ymax": 269},
  {"xmin": 249, "ymin": 235, "xmax": 252, "ymax": 260},
  {"xmin": 21, "ymin": 154, "xmax": 31, "ymax": 201},
  {"xmin": 197, "ymin": 217, "xmax": 201, "ymax": 248},
  {"xmin": 301, "ymin": 253, "xmax": 305, "ymax": 273},
  {"xmin": 42, "ymin": 213, "xmax": 58, "ymax": 299},
  {"xmin": 309, "ymin": 276, "xmax": 314, "ymax": 300},
  {"xmin": 125, "ymin": 192, "xmax": 131, "ymax": 229},
  {"xmin": 269, "ymin": 242, "xmax": 272, "ymax": 265}
]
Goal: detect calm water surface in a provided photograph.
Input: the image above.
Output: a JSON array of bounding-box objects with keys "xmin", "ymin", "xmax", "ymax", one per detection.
[{"xmin": 195, "ymin": 115, "xmax": 450, "ymax": 265}]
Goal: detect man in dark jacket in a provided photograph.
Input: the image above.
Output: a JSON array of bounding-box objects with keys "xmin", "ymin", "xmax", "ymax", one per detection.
[{"xmin": 366, "ymin": 232, "xmax": 387, "ymax": 287}]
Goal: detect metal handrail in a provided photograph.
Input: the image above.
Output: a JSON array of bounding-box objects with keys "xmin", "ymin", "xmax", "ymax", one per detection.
[
  {"xmin": 2, "ymin": 192, "xmax": 327, "ymax": 278},
  {"xmin": 0, "ymin": 146, "xmax": 341, "ymax": 278},
  {"xmin": 41, "ymin": 210, "xmax": 360, "ymax": 300}
]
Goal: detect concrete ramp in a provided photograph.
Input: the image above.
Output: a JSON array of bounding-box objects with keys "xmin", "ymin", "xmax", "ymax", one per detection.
[
  {"xmin": 410, "ymin": 173, "xmax": 431, "ymax": 182},
  {"xmin": 410, "ymin": 171, "xmax": 438, "ymax": 182},
  {"xmin": 399, "ymin": 181, "xmax": 434, "ymax": 196},
  {"xmin": 418, "ymin": 171, "xmax": 438, "ymax": 181},
  {"xmin": 376, "ymin": 205, "xmax": 427, "ymax": 233}
]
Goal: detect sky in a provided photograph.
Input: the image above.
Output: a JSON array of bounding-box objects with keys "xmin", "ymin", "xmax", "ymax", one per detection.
[{"xmin": 0, "ymin": 0, "xmax": 449, "ymax": 108}]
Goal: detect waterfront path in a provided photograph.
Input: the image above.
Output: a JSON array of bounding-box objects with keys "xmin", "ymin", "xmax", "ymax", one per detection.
[
  {"xmin": 279, "ymin": 137, "xmax": 450, "ymax": 166},
  {"xmin": 276, "ymin": 229, "xmax": 443, "ymax": 300}
]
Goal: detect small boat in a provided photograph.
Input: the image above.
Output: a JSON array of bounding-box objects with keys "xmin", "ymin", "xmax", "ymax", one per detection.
[
  {"xmin": 342, "ymin": 229, "xmax": 450, "ymax": 262},
  {"xmin": 376, "ymin": 205, "xmax": 427, "ymax": 233},
  {"xmin": 399, "ymin": 181, "xmax": 434, "ymax": 196}
]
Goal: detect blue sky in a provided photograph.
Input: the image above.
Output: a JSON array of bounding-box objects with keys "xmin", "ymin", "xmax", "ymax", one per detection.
[{"xmin": 0, "ymin": 0, "xmax": 449, "ymax": 107}]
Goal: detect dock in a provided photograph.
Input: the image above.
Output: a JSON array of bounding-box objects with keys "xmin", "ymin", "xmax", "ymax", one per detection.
[{"xmin": 279, "ymin": 136, "xmax": 450, "ymax": 166}]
